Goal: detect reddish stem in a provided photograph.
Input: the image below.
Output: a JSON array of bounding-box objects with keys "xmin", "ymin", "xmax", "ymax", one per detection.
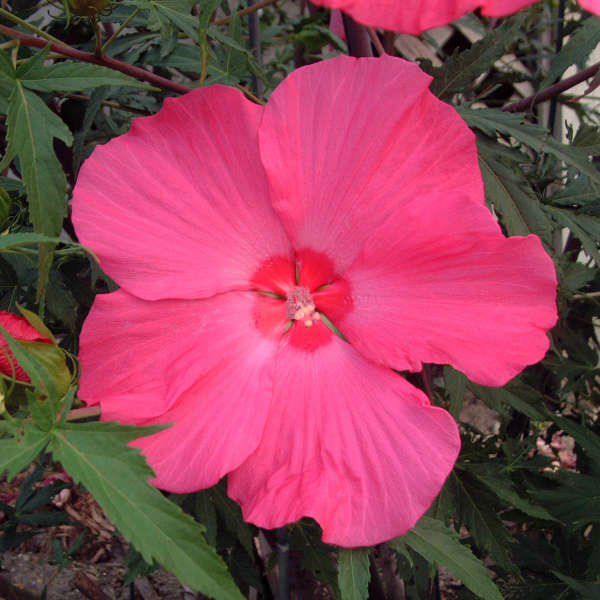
[
  {"xmin": 342, "ymin": 13, "xmax": 372, "ymax": 58},
  {"xmin": 0, "ymin": 24, "xmax": 192, "ymax": 94},
  {"xmin": 503, "ymin": 60, "xmax": 600, "ymax": 113},
  {"xmin": 367, "ymin": 27, "xmax": 386, "ymax": 56}
]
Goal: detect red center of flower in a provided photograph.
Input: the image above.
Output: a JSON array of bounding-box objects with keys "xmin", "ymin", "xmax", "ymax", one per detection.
[
  {"xmin": 286, "ymin": 287, "xmax": 320, "ymax": 327},
  {"xmin": 251, "ymin": 251, "xmax": 353, "ymax": 352}
]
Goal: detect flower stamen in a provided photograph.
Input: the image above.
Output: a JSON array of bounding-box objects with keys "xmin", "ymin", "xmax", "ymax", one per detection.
[{"xmin": 286, "ymin": 287, "xmax": 320, "ymax": 328}]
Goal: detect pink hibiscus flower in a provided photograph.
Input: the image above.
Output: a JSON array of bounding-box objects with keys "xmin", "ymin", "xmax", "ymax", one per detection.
[
  {"xmin": 73, "ymin": 55, "xmax": 557, "ymax": 547},
  {"xmin": 312, "ymin": 0, "xmax": 600, "ymax": 35},
  {"xmin": 0, "ymin": 312, "xmax": 52, "ymax": 382}
]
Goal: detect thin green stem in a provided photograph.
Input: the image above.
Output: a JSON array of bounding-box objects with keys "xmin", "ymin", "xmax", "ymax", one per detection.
[
  {"xmin": 101, "ymin": 8, "xmax": 140, "ymax": 54},
  {"xmin": 0, "ymin": 6, "xmax": 64, "ymax": 46},
  {"xmin": 91, "ymin": 15, "xmax": 102, "ymax": 57}
]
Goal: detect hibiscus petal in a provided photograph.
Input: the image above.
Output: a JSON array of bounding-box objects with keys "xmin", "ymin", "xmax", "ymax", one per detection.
[
  {"xmin": 259, "ymin": 55, "xmax": 483, "ymax": 283},
  {"xmin": 578, "ymin": 0, "xmax": 600, "ymax": 13},
  {"xmin": 79, "ymin": 290, "xmax": 286, "ymax": 490},
  {"xmin": 316, "ymin": 194, "xmax": 557, "ymax": 386},
  {"xmin": 73, "ymin": 86, "xmax": 293, "ymax": 301},
  {"xmin": 228, "ymin": 326, "xmax": 460, "ymax": 547},
  {"xmin": 310, "ymin": 0, "xmax": 539, "ymax": 33}
]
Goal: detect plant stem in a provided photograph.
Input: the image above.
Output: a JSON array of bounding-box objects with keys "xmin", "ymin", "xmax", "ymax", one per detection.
[
  {"xmin": 60, "ymin": 91, "xmax": 150, "ymax": 114},
  {"xmin": 92, "ymin": 15, "xmax": 103, "ymax": 57},
  {"xmin": 214, "ymin": 0, "xmax": 278, "ymax": 26},
  {"xmin": 66, "ymin": 406, "xmax": 101, "ymax": 420},
  {"xmin": 342, "ymin": 13, "xmax": 372, "ymax": 57},
  {"xmin": 503, "ymin": 60, "xmax": 600, "ymax": 113},
  {"xmin": 547, "ymin": 0, "xmax": 566, "ymax": 131},
  {"xmin": 247, "ymin": 0, "xmax": 263, "ymax": 97},
  {"xmin": 0, "ymin": 24, "xmax": 192, "ymax": 94},
  {"xmin": 0, "ymin": 6, "xmax": 64, "ymax": 45},
  {"xmin": 367, "ymin": 27, "xmax": 385, "ymax": 56},
  {"xmin": 277, "ymin": 526, "xmax": 290, "ymax": 600},
  {"xmin": 101, "ymin": 8, "xmax": 141, "ymax": 55}
]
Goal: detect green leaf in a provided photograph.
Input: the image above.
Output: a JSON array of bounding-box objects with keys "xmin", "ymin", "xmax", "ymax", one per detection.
[
  {"xmin": 20, "ymin": 341, "xmax": 71, "ymax": 400},
  {"xmin": 72, "ymin": 86, "xmax": 111, "ymax": 176},
  {"xmin": 444, "ymin": 366, "xmax": 467, "ymax": 420},
  {"xmin": 337, "ymin": 548, "xmax": 370, "ymax": 600},
  {"xmin": 0, "ymin": 84, "xmax": 72, "ymax": 238},
  {"xmin": 212, "ymin": 483, "xmax": 255, "ymax": 558},
  {"xmin": 476, "ymin": 137, "xmax": 553, "ymax": 243},
  {"xmin": 193, "ymin": 490, "xmax": 218, "ymax": 547},
  {"xmin": 430, "ymin": 13, "xmax": 525, "ymax": 98},
  {"xmin": 469, "ymin": 382, "xmax": 547, "ymax": 421},
  {"xmin": 50, "ymin": 421, "xmax": 243, "ymax": 600},
  {"xmin": 0, "ymin": 80, "xmax": 73, "ymax": 299},
  {"xmin": 540, "ymin": 16, "xmax": 600, "ymax": 88},
  {"xmin": 290, "ymin": 521, "xmax": 339, "ymax": 598},
  {"xmin": 0, "ymin": 423, "xmax": 50, "ymax": 480},
  {"xmin": 207, "ymin": 25, "xmax": 267, "ymax": 87},
  {"xmin": 154, "ymin": 0, "xmax": 198, "ymax": 40},
  {"xmin": 467, "ymin": 464, "xmax": 557, "ymax": 521},
  {"xmin": 391, "ymin": 517, "xmax": 503, "ymax": 600},
  {"xmin": 535, "ymin": 471, "xmax": 600, "ymax": 524},
  {"xmin": 21, "ymin": 60, "xmax": 152, "ymax": 92},
  {"xmin": 445, "ymin": 470, "xmax": 517, "ymax": 572},
  {"xmin": 458, "ymin": 108, "xmax": 600, "ymax": 185},
  {"xmin": 199, "ymin": 0, "xmax": 222, "ymax": 82},
  {"xmin": 0, "ymin": 233, "xmax": 72, "ymax": 252},
  {"xmin": 546, "ymin": 206, "xmax": 600, "ymax": 264},
  {"xmin": 17, "ymin": 304, "xmax": 56, "ymax": 342},
  {"xmin": 0, "ymin": 49, "xmax": 15, "ymax": 83},
  {"xmin": 551, "ymin": 571, "xmax": 600, "ymax": 597}
]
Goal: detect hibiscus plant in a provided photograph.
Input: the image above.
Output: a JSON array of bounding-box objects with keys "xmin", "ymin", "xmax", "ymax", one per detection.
[{"xmin": 0, "ymin": 1, "xmax": 599, "ymax": 599}]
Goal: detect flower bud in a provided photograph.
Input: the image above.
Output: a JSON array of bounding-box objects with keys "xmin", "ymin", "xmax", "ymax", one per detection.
[{"xmin": 68, "ymin": 0, "xmax": 110, "ymax": 17}]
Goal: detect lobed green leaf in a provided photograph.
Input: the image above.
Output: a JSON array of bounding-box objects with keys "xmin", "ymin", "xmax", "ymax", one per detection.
[
  {"xmin": 337, "ymin": 548, "xmax": 370, "ymax": 600},
  {"xmin": 391, "ymin": 517, "xmax": 503, "ymax": 600},
  {"xmin": 50, "ymin": 421, "xmax": 244, "ymax": 600}
]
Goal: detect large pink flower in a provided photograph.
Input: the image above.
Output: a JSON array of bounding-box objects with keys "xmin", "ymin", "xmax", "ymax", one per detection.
[
  {"xmin": 311, "ymin": 0, "xmax": 600, "ymax": 34},
  {"xmin": 73, "ymin": 55, "xmax": 557, "ymax": 547}
]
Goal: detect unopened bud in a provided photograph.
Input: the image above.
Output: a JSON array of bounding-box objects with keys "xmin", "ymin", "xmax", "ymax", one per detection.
[{"xmin": 68, "ymin": 0, "xmax": 110, "ymax": 17}]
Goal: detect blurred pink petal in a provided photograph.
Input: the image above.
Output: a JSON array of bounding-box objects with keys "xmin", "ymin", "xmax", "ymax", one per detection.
[
  {"xmin": 73, "ymin": 86, "xmax": 293, "ymax": 301},
  {"xmin": 579, "ymin": 0, "xmax": 600, "ymax": 12},
  {"xmin": 229, "ymin": 328, "xmax": 459, "ymax": 547},
  {"xmin": 310, "ymin": 0, "xmax": 599, "ymax": 34}
]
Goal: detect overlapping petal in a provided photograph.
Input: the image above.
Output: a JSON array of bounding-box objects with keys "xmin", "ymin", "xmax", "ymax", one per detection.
[
  {"xmin": 259, "ymin": 55, "xmax": 483, "ymax": 286},
  {"xmin": 72, "ymin": 86, "xmax": 293, "ymax": 301},
  {"xmin": 228, "ymin": 323, "xmax": 460, "ymax": 547},
  {"xmin": 79, "ymin": 290, "xmax": 287, "ymax": 489},
  {"xmin": 314, "ymin": 192, "xmax": 557, "ymax": 386}
]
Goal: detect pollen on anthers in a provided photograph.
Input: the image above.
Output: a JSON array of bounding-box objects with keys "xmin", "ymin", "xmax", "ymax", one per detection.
[{"xmin": 286, "ymin": 287, "xmax": 321, "ymax": 328}]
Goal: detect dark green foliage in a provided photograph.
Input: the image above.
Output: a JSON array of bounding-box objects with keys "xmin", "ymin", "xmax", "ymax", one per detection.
[{"xmin": 0, "ymin": 463, "xmax": 71, "ymax": 551}]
